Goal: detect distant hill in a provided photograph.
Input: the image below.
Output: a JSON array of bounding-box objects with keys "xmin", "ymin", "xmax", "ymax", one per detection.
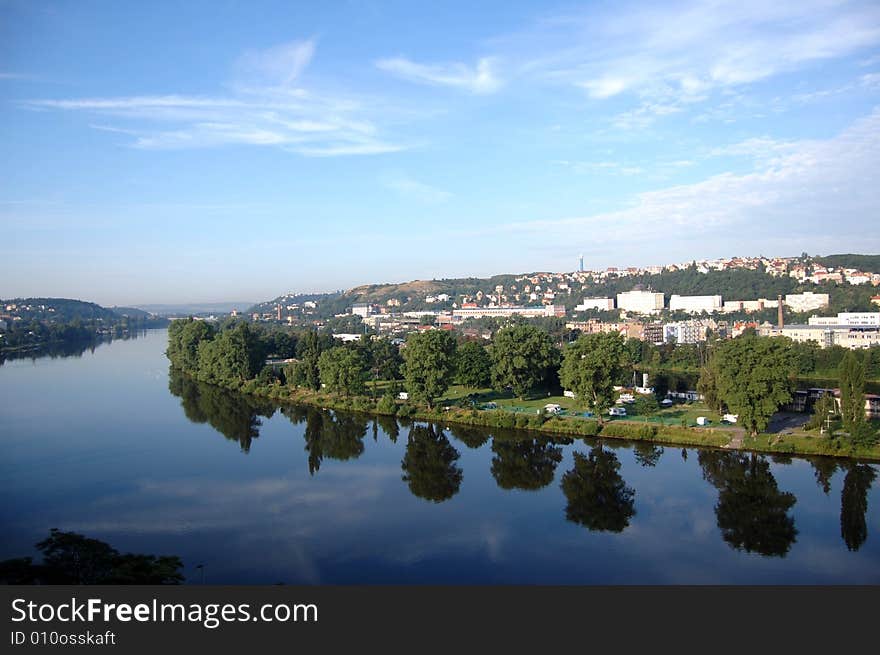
[
  {"xmin": 1, "ymin": 298, "xmax": 120, "ymax": 322},
  {"xmin": 1, "ymin": 298, "xmax": 171, "ymax": 326},
  {"xmin": 251, "ymin": 275, "xmax": 524, "ymax": 317},
  {"xmin": 815, "ymin": 254, "xmax": 880, "ymax": 271},
  {"xmin": 134, "ymin": 302, "xmax": 255, "ymax": 316}
]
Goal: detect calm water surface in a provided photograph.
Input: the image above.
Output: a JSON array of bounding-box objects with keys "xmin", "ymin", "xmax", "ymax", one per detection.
[{"xmin": 1, "ymin": 329, "xmax": 878, "ymax": 584}]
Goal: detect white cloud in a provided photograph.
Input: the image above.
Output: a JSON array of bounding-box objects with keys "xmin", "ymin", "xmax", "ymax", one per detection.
[
  {"xmin": 234, "ymin": 38, "xmax": 317, "ymax": 87},
  {"xmin": 23, "ymin": 42, "xmax": 406, "ymax": 156},
  {"xmin": 381, "ymin": 174, "xmax": 451, "ymax": 203},
  {"xmin": 376, "ymin": 56, "xmax": 502, "ymax": 94},
  {"xmin": 504, "ymin": 108, "xmax": 880, "ymax": 256},
  {"xmin": 504, "ymin": 1, "xmax": 880, "ymax": 110}
]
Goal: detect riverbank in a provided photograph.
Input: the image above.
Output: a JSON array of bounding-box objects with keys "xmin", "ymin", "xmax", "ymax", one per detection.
[{"xmin": 183, "ymin": 370, "xmax": 880, "ymax": 462}]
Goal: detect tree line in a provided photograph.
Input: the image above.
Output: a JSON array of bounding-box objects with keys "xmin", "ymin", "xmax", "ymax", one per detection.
[{"xmin": 167, "ymin": 317, "xmax": 880, "ymax": 447}]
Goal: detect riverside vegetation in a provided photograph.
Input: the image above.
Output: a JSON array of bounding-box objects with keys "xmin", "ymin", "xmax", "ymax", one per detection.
[{"xmin": 166, "ymin": 318, "xmax": 880, "ymax": 460}]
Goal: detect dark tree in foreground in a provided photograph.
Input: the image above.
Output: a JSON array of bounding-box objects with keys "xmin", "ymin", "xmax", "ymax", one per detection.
[
  {"xmin": 401, "ymin": 425, "xmax": 462, "ymax": 502},
  {"xmin": 840, "ymin": 464, "xmax": 877, "ymax": 552},
  {"xmin": 561, "ymin": 447, "xmax": 636, "ymax": 533},
  {"xmin": 490, "ymin": 438, "xmax": 563, "ymax": 491},
  {"xmin": 0, "ymin": 529, "xmax": 183, "ymax": 584}
]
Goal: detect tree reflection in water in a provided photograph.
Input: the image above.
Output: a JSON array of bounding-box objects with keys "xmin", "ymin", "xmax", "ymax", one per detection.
[
  {"xmin": 840, "ymin": 464, "xmax": 876, "ymax": 552},
  {"xmin": 561, "ymin": 446, "xmax": 636, "ymax": 533},
  {"xmin": 168, "ymin": 369, "xmax": 275, "ymax": 453},
  {"xmin": 699, "ymin": 451, "xmax": 797, "ymax": 557},
  {"xmin": 401, "ymin": 424, "xmax": 463, "ymax": 502},
  {"xmin": 285, "ymin": 406, "xmax": 368, "ymax": 475},
  {"xmin": 491, "ymin": 437, "xmax": 563, "ymax": 491}
]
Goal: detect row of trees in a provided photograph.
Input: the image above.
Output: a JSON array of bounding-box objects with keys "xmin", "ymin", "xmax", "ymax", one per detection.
[{"xmin": 169, "ymin": 318, "xmax": 875, "ymax": 443}]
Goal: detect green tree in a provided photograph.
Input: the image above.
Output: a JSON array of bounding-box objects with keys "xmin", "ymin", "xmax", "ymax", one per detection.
[
  {"xmin": 839, "ymin": 350, "xmax": 866, "ymax": 432},
  {"xmin": 401, "ymin": 330, "xmax": 457, "ymax": 408},
  {"xmin": 559, "ymin": 332, "xmax": 628, "ymax": 421},
  {"xmin": 490, "ymin": 324, "xmax": 558, "ymax": 399},
  {"xmin": 710, "ymin": 335, "xmax": 794, "ymax": 437},
  {"xmin": 318, "ymin": 346, "xmax": 366, "ymax": 396},
  {"xmin": 166, "ymin": 318, "xmax": 215, "ymax": 371},
  {"xmin": 455, "ymin": 340, "xmax": 491, "ymax": 388},
  {"xmin": 560, "ymin": 447, "xmax": 636, "ymax": 532},
  {"xmin": 288, "ymin": 330, "xmax": 332, "ymax": 391},
  {"xmin": 633, "ymin": 394, "xmax": 659, "ymax": 422},
  {"xmin": 697, "ymin": 363, "xmax": 722, "ymax": 412}
]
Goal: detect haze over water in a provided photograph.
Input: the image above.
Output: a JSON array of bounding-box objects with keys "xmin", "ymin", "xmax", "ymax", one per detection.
[{"xmin": 1, "ymin": 329, "xmax": 878, "ymax": 584}]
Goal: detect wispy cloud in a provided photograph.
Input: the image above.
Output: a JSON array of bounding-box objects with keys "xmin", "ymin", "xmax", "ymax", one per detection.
[
  {"xmin": 490, "ymin": 0, "xmax": 880, "ymax": 123},
  {"xmin": 381, "ymin": 173, "xmax": 452, "ymax": 203},
  {"xmin": 22, "ymin": 40, "xmax": 406, "ymax": 156},
  {"xmin": 376, "ymin": 56, "xmax": 502, "ymax": 94},
  {"xmin": 233, "ymin": 38, "xmax": 317, "ymax": 87},
  {"xmin": 502, "ymin": 108, "xmax": 880, "ymax": 255}
]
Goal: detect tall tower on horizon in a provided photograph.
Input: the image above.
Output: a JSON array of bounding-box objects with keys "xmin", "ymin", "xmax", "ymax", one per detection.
[{"xmin": 578, "ymin": 254, "xmax": 584, "ymax": 272}]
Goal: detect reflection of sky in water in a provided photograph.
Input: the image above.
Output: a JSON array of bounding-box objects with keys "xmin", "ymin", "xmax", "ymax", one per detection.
[{"xmin": 1, "ymin": 329, "xmax": 878, "ymax": 584}]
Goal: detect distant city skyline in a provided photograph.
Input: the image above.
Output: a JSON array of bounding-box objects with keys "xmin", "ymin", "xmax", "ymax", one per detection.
[{"xmin": 3, "ymin": 0, "xmax": 880, "ymax": 305}]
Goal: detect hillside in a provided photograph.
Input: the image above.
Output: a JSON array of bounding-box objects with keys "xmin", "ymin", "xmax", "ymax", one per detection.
[
  {"xmin": 815, "ymin": 254, "xmax": 880, "ymax": 271},
  {"xmin": 1, "ymin": 298, "xmax": 120, "ymax": 322}
]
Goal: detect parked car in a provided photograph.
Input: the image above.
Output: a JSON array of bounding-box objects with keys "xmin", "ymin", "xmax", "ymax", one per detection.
[
  {"xmin": 609, "ymin": 407, "xmax": 627, "ymax": 417},
  {"xmin": 544, "ymin": 403, "xmax": 562, "ymax": 414},
  {"xmin": 722, "ymin": 414, "xmax": 739, "ymax": 423}
]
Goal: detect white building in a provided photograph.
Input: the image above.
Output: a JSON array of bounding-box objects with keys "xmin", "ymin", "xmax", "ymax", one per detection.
[
  {"xmin": 575, "ymin": 297, "xmax": 614, "ymax": 312},
  {"xmin": 616, "ymin": 290, "xmax": 664, "ymax": 314},
  {"xmin": 669, "ymin": 295, "xmax": 723, "ymax": 314},
  {"xmin": 351, "ymin": 303, "xmax": 374, "ymax": 318},
  {"xmin": 760, "ymin": 323, "xmax": 880, "ymax": 349},
  {"xmin": 808, "ymin": 312, "xmax": 880, "ymax": 327},
  {"xmin": 451, "ymin": 305, "xmax": 565, "ymax": 320},
  {"xmin": 785, "ymin": 292, "xmax": 829, "ymax": 313}
]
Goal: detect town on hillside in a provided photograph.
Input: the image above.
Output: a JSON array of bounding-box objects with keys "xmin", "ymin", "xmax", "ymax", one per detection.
[{"xmin": 240, "ymin": 253, "xmax": 880, "ymax": 352}]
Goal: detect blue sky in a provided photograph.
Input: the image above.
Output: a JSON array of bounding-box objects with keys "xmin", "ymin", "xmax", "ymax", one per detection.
[{"xmin": 2, "ymin": 0, "xmax": 880, "ymax": 305}]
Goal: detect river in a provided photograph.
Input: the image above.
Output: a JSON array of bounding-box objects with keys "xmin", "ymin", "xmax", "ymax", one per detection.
[{"xmin": 1, "ymin": 328, "xmax": 877, "ymax": 583}]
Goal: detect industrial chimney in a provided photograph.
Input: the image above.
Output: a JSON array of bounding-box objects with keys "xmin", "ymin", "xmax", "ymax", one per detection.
[{"xmin": 777, "ymin": 295, "xmax": 783, "ymax": 329}]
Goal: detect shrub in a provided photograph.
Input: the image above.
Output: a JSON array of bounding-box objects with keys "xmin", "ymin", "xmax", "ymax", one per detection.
[{"xmin": 377, "ymin": 394, "xmax": 398, "ymax": 416}]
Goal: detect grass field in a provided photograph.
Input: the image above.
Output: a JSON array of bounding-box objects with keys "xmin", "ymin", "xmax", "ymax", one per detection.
[{"xmin": 434, "ymin": 385, "xmax": 733, "ymax": 428}]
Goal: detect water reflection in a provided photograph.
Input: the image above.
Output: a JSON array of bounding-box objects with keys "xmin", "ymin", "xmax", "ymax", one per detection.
[
  {"xmin": 0, "ymin": 331, "xmax": 144, "ymax": 366},
  {"xmin": 699, "ymin": 451, "xmax": 798, "ymax": 557},
  {"xmin": 841, "ymin": 464, "xmax": 876, "ymax": 552},
  {"xmin": 402, "ymin": 424, "xmax": 462, "ymax": 503},
  {"xmin": 561, "ymin": 446, "xmax": 636, "ymax": 533},
  {"xmin": 168, "ymin": 369, "xmax": 275, "ymax": 452},
  {"xmin": 284, "ymin": 406, "xmax": 368, "ymax": 475},
  {"xmin": 491, "ymin": 437, "xmax": 563, "ymax": 491},
  {"xmin": 165, "ymin": 370, "xmax": 879, "ymax": 556},
  {"xmin": 633, "ymin": 442, "xmax": 665, "ymax": 468}
]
